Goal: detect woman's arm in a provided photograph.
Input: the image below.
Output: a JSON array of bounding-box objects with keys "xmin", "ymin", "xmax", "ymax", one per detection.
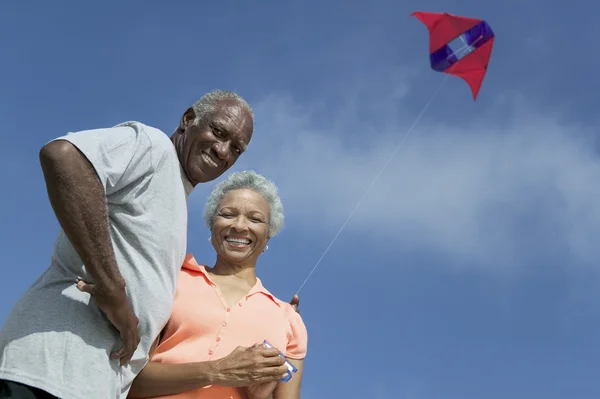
[
  {"xmin": 128, "ymin": 344, "xmax": 289, "ymax": 398},
  {"xmin": 128, "ymin": 334, "xmax": 217, "ymax": 398},
  {"xmin": 127, "ymin": 361, "xmax": 219, "ymax": 398},
  {"xmin": 273, "ymin": 358, "xmax": 304, "ymax": 399}
]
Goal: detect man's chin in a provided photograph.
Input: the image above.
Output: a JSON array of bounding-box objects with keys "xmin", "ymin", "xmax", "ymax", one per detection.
[
  {"xmin": 198, "ymin": 171, "xmax": 225, "ymax": 183},
  {"xmin": 190, "ymin": 165, "xmax": 226, "ymax": 184}
]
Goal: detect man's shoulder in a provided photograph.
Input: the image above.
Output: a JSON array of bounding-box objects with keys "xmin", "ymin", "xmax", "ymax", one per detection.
[
  {"xmin": 57, "ymin": 121, "xmax": 173, "ymax": 155},
  {"xmin": 113, "ymin": 121, "xmax": 172, "ymax": 149}
]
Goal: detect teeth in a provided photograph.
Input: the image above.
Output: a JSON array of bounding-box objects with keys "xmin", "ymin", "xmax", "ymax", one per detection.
[
  {"xmin": 226, "ymin": 237, "xmax": 251, "ymax": 244},
  {"xmin": 202, "ymin": 153, "xmax": 218, "ymax": 168}
]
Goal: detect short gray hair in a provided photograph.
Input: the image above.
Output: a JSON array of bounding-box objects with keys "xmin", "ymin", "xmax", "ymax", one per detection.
[
  {"xmin": 192, "ymin": 89, "xmax": 254, "ymax": 123},
  {"xmin": 204, "ymin": 170, "xmax": 284, "ymax": 237}
]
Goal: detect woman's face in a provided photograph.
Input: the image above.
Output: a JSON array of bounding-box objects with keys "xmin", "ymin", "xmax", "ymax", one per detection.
[{"xmin": 211, "ymin": 188, "xmax": 270, "ymax": 265}]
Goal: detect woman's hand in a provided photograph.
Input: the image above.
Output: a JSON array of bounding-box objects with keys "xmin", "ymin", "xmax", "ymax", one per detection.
[
  {"xmin": 246, "ymin": 381, "xmax": 278, "ymax": 399},
  {"xmin": 213, "ymin": 344, "xmax": 289, "ymax": 387}
]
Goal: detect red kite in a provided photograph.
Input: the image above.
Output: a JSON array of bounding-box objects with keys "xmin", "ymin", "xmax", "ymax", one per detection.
[{"xmin": 411, "ymin": 11, "xmax": 495, "ymax": 100}]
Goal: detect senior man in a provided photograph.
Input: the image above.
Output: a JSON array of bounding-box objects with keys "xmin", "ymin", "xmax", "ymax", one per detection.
[{"xmin": 0, "ymin": 90, "xmax": 292, "ymax": 399}]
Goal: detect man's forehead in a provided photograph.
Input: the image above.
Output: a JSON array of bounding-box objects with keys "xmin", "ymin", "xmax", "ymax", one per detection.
[
  {"xmin": 213, "ymin": 100, "xmax": 250, "ymax": 123},
  {"xmin": 211, "ymin": 102, "xmax": 253, "ymax": 143}
]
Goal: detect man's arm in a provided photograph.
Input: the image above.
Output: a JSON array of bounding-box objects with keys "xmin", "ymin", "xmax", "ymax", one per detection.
[
  {"xmin": 39, "ymin": 139, "xmax": 139, "ymax": 364},
  {"xmin": 40, "ymin": 140, "xmax": 125, "ymax": 296}
]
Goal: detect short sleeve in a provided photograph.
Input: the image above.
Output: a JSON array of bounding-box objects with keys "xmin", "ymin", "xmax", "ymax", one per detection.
[
  {"xmin": 284, "ymin": 305, "xmax": 308, "ymax": 359},
  {"xmin": 52, "ymin": 122, "xmax": 153, "ymax": 196}
]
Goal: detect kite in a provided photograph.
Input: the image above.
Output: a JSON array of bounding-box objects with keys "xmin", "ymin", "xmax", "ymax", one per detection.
[{"xmin": 411, "ymin": 11, "xmax": 495, "ymax": 100}]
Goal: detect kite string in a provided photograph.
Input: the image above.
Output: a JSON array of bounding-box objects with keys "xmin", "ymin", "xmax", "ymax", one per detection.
[{"xmin": 295, "ymin": 73, "xmax": 452, "ymax": 296}]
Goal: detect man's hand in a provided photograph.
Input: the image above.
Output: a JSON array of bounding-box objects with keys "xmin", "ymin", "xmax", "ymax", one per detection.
[
  {"xmin": 212, "ymin": 344, "xmax": 288, "ymax": 387},
  {"xmin": 77, "ymin": 280, "xmax": 140, "ymax": 366},
  {"xmin": 289, "ymin": 295, "xmax": 300, "ymax": 314}
]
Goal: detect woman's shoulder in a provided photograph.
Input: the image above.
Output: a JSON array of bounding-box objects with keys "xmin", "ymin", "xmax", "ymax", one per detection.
[
  {"xmin": 174, "ymin": 255, "xmax": 212, "ymax": 294},
  {"xmin": 268, "ymin": 294, "xmax": 305, "ymax": 326},
  {"xmin": 274, "ymin": 297, "xmax": 296, "ymax": 314},
  {"xmin": 268, "ymin": 293, "xmax": 308, "ymax": 358},
  {"xmin": 180, "ymin": 253, "xmax": 209, "ymax": 276}
]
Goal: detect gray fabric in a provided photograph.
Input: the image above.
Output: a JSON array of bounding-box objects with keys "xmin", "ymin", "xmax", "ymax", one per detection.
[{"xmin": 0, "ymin": 122, "xmax": 193, "ymax": 399}]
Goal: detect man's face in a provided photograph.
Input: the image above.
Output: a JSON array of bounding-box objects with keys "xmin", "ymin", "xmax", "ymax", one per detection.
[{"xmin": 178, "ymin": 99, "xmax": 253, "ymax": 185}]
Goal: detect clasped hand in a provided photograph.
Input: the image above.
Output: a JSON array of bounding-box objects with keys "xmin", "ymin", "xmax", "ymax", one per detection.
[{"xmin": 214, "ymin": 343, "xmax": 288, "ymax": 399}]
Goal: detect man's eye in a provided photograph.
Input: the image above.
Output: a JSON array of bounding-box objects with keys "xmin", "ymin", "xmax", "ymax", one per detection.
[{"xmin": 213, "ymin": 128, "xmax": 223, "ymax": 137}]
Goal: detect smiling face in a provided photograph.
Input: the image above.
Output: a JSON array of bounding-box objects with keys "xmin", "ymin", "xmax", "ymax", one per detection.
[
  {"xmin": 175, "ymin": 99, "xmax": 253, "ymax": 185},
  {"xmin": 210, "ymin": 188, "xmax": 270, "ymax": 266}
]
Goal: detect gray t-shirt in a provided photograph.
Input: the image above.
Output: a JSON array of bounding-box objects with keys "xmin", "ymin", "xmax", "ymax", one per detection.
[{"xmin": 0, "ymin": 121, "xmax": 193, "ymax": 399}]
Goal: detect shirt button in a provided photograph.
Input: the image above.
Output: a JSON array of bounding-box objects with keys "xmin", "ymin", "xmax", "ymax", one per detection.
[
  {"xmin": 208, "ymin": 350, "xmax": 213, "ymax": 355},
  {"xmin": 238, "ymin": 303, "xmax": 242, "ymax": 307},
  {"xmin": 226, "ymin": 308, "xmax": 231, "ymax": 312},
  {"xmin": 216, "ymin": 337, "xmax": 221, "ymax": 342},
  {"xmin": 222, "ymin": 321, "xmax": 227, "ymax": 327}
]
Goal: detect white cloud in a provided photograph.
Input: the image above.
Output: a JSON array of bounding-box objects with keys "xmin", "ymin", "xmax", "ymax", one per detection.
[{"xmin": 222, "ymin": 77, "xmax": 600, "ymax": 270}]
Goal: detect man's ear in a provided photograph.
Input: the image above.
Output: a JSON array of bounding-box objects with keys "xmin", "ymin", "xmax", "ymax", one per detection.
[{"xmin": 180, "ymin": 107, "xmax": 196, "ymax": 130}]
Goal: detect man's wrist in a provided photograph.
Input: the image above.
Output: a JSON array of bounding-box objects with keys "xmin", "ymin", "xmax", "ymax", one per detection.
[{"xmin": 93, "ymin": 273, "xmax": 126, "ymax": 293}]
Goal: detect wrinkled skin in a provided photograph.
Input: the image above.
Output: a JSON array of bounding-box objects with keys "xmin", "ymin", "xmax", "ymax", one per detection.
[{"xmin": 172, "ymin": 99, "xmax": 253, "ymax": 186}]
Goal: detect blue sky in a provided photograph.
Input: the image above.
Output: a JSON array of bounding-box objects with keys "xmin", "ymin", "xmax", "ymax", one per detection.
[{"xmin": 1, "ymin": 0, "xmax": 599, "ymax": 398}]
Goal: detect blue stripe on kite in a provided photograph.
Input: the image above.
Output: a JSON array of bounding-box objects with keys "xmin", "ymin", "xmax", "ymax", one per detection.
[{"xmin": 430, "ymin": 21, "xmax": 495, "ymax": 72}]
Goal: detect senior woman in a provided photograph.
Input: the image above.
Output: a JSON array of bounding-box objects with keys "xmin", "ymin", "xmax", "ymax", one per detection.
[{"xmin": 127, "ymin": 170, "xmax": 307, "ymax": 399}]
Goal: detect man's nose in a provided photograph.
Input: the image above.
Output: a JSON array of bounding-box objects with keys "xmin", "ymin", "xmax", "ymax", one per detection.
[{"xmin": 213, "ymin": 141, "xmax": 230, "ymax": 160}]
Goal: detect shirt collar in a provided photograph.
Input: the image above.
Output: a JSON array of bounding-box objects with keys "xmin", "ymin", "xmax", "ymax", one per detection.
[
  {"xmin": 178, "ymin": 161, "xmax": 194, "ymax": 197},
  {"xmin": 182, "ymin": 253, "xmax": 280, "ymax": 306}
]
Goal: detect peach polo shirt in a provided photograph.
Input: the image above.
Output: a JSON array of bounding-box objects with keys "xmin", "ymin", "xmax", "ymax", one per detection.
[{"xmin": 149, "ymin": 254, "xmax": 308, "ymax": 399}]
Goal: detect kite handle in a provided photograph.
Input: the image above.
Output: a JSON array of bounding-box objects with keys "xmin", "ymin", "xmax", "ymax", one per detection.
[{"xmin": 263, "ymin": 340, "xmax": 297, "ymax": 382}]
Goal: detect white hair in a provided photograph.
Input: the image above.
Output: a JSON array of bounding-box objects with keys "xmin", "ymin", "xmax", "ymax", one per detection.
[
  {"xmin": 192, "ymin": 89, "xmax": 254, "ymax": 123},
  {"xmin": 204, "ymin": 170, "xmax": 284, "ymax": 237}
]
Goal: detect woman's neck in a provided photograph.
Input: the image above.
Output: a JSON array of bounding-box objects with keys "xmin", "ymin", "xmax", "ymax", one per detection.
[{"xmin": 210, "ymin": 258, "xmax": 257, "ymax": 284}]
